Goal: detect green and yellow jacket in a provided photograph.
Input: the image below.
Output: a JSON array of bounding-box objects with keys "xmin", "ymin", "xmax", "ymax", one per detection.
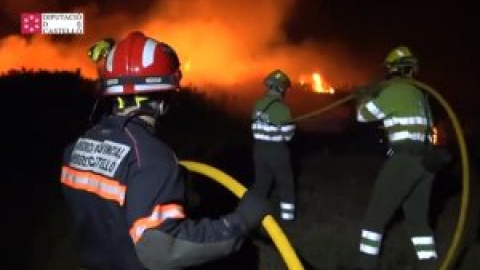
[
  {"xmin": 357, "ymin": 78, "xmax": 433, "ymax": 145},
  {"xmin": 251, "ymin": 94, "xmax": 295, "ymax": 142}
]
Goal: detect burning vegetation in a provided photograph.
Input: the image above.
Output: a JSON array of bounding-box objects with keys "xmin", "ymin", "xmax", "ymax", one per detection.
[{"xmin": 0, "ymin": 0, "xmax": 368, "ymax": 93}]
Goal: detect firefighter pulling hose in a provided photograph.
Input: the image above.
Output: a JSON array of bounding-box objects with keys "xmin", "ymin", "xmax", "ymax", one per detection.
[
  {"xmin": 292, "ymin": 46, "xmax": 469, "ymax": 270},
  {"xmin": 62, "ymin": 31, "xmax": 275, "ymax": 270}
]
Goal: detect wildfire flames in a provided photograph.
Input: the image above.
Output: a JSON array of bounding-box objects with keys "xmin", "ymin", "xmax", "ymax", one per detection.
[
  {"xmin": 299, "ymin": 72, "xmax": 335, "ymax": 94},
  {"xmin": 432, "ymin": 126, "xmax": 439, "ymax": 145},
  {"xmin": 0, "ymin": 0, "xmax": 368, "ymax": 92}
]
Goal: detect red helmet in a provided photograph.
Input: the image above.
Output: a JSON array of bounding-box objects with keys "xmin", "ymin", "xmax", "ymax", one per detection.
[{"xmin": 102, "ymin": 31, "xmax": 182, "ymax": 96}]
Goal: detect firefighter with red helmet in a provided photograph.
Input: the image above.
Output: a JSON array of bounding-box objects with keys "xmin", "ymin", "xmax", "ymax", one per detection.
[{"xmin": 61, "ymin": 31, "xmax": 270, "ymax": 270}]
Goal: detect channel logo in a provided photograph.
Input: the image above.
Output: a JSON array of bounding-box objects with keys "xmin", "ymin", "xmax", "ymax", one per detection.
[{"xmin": 21, "ymin": 13, "xmax": 84, "ymax": 35}]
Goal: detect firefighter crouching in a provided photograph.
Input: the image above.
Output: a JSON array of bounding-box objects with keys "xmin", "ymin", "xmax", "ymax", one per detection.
[{"xmin": 60, "ymin": 31, "xmax": 270, "ymax": 270}]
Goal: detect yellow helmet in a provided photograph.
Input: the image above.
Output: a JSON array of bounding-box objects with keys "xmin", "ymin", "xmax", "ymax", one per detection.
[
  {"xmin": 384, "ymin": 46, "xmax": 418, "ymax": 76},
  {"xmin": 88, "ymin": 38, "xmax": 115, "ymax": 63},
  {"xmin": 264, "ymin": 69, "xmax": 291, "ymax": 94}
]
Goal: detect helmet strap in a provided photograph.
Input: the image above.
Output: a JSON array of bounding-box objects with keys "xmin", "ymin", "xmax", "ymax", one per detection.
[{"xmin": 267, "ymin": 85, "xmax": 285, "ymax": 96}]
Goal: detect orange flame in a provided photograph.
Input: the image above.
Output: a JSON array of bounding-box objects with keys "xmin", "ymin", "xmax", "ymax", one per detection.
[
  {"xmin": 0, "ymin": 0, "xmax": 369, "ymax": 92},
  {"xmin": 312, "ymin": 72, "xmax": 335, "ymax": 94},
  {"xmin": 298, "ymin": 72, "xmax": 335, "ymax": 94},
  {"xmin": 432, "ymin": 126, "xmax": 438, "ymax": 145}
]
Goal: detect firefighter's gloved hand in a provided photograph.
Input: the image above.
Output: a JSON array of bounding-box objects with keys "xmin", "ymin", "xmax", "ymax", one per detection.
[{"xmin": 235, "ymin": 189, "xmax": 271, "ymax": 233}]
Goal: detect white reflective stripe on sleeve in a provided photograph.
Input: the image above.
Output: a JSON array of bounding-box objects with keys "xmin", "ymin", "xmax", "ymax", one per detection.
[
  {"xmin": 361, "ymin": 230, "xmax": 382, "ymax": 241},
  {"xmin": 384, "ymin": 116, "xmax": 428, "ymax": 127},
  {"xmin": 417, "ymin": 251, "xmax": 438, "ymax": 260},
  {"xmin": 412, "ymin": 236, "xmax": 435, "ymax": 245},
  {"xmin": 280, "ymin": 124, "xmax": 295, "ymax": 132},
  {"xmin": 360, "ymin": 244, "xmax": 380, "ymax": 255},
  {"xmin": 280, "ymin": 202, "xmax": 295, "ymax": 210},
  {"xmin": 142, "ymin": 39, "xmax": 157, "ymax": 67},
  {"xmin": 389, "ymin": 131, "xmax": 425, "ymax": 142},
  {"xmin": 365, "ymin": 101, "xmax": 386, "ymax": 119},
  {"xmin": 357, "ymin": 110, "xmax": 367, "ymax": 122}
]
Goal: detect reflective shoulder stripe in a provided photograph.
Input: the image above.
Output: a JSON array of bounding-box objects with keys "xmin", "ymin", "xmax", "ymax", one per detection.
[
  {"xmin": 365, "ymin": 101, "xmax": 386, "ymax": 119},
  {"xmin": 357, "ymin": 110, "xmax": 367, "ymax": 122},
  {"xmin": 280, "ymin": 124, "xmax": 295, "ymax": 132},
  {"xmin": 61, "ymin": 166, "xmax": 126, "ymax": 205},
  {"xmin": 130, "ymin": 204, "xmax": 185, "ymax": 243}
]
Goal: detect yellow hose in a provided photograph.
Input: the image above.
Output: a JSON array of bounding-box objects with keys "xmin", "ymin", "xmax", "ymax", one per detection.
[
  {"xmin": 179, "ymin": 160, "xmax": 305, "ymax": 270},
  {"xmin": 293, "ymin": 94, "xmax": 355, "ymax": 122},
  {"xmin": 179, "ymin": 79, "xmax": 468, "ymax": 270},
  {"xmin": 407, "ymin": 79, "xmax": 470, "ymax": 270}
]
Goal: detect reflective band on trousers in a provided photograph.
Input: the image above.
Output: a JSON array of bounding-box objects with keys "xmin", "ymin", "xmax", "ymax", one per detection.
[
  {"xmin": 389, "ymin": 131, "xmax": 426, "ymax": 142},
  {"xmin": 359, "ymin": 230, "xmax": 382, "ymax": 255},
  {"xmin": 281, "ymin": 212, "xmax": 295, "ymax": 220},
  {"xmin": 412, "ymin": 236, "xmax": 438, "ymax": 260},
  {"xmin": 130, "ymin": 204, "xmax": 185, "ymax": 243},
  {"xmin": 384, "ymin": 116, "xmax": 428, "ymax": 127},
  {"xmin": 280, "ymin": 202, "xmax": 295, "ymax": 210},
  {"xmin": 61, "ymin": 166, "xmax": 126, "ymax": 205}
]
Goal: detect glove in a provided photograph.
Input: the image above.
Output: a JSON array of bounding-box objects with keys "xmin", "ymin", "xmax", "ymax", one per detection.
[{"xmin": 235, "ymin": 189, "xmax": 271, "ymax": 233}]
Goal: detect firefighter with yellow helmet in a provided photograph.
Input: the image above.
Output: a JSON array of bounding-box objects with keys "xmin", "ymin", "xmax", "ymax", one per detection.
[
  {"xmin": 349, "ymin": 46, "xmax": 447, "ymax": 270},
  {"xmin": 251, "ymin": 69, "xmax": 296, "ymax": 223}
]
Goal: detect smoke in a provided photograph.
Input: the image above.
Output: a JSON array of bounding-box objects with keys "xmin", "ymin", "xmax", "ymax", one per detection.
[{"xmin": 0, "ymin": 0, "xmax": 371, "ymax": 89}]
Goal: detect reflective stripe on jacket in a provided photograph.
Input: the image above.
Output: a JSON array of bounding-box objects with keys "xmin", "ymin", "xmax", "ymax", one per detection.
[
  {"xmin": 251, "ymin": 95, "xmax": 295, "ymax": 142},
  {"xmin": 61, "ymin": 115, "xmax": 246, "ymax": 270},
  {"xmin": 357, "ymin": 78, "xmax": 432, "ymax": 144}
]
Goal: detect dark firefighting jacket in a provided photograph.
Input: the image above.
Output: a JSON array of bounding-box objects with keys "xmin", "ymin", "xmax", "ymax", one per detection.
[{"xmin": 60, "ymin": 115, "xmax": 246, "ymax": 270}]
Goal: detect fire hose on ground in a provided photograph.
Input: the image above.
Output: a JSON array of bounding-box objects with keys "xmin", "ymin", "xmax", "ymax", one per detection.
[{"xmin": 179, "ymin": 79, "xmax": 469, "ymax": 270}]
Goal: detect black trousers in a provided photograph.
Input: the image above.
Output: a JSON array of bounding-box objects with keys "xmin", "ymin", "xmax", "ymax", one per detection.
[
  {"xmin": 357, "ymin": 144, "xmax": 437, "ymax": 270},
  {"xmin": 252, "ymin": 141, "xmax": 295, "ymax": 220}
]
